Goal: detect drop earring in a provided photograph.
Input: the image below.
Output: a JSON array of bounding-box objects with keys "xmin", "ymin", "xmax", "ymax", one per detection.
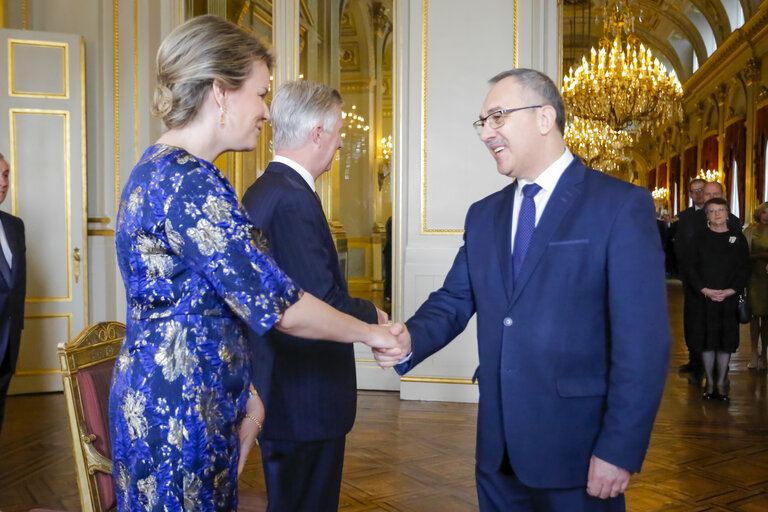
[{"xmin": 220, "ymin": 106, "xmax": 227, "ymax": 126}]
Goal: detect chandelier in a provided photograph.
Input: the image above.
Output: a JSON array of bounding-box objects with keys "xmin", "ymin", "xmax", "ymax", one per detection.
[
  {"xmin": 651, "ymin": 187, "xmax": 668, "ymax": 201},
  {"xmin": 564, "ymin": 116, "xmax": 633, "ymax": 171},
  {"xmin": 697, "ymin": 168, "xmax": 722, "ymax": 183},
  {"xmin": 561, "ymin": 0, "xmax": 683, "ymax": 133},
  {"xmin": 340, "ymin": 105, "xmax": 370, "ymax": 180}
]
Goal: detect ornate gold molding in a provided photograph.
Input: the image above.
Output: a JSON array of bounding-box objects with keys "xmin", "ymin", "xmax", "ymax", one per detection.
[
  {"xmin": 420, "ymin": 0, "xmax": 463, "ymax": 234},
  {"xmin": 80, "ymin": 37, "xmax": 89, "ymax": 324},
  {"xmin": 113, "ymin": 0, "xmax": 120, "ymax": 215},
  {"xmin": 8, "ymin": 39, "xmax": 69, "ymax": 98},
  {"xmin": 11, "ymin": 109, "xmax": 72, "ymax": 303},
  {"xmin": 684, "ymin": 4, "xmax": 768, "ymax": 99},
  {"xmin": 420, "ymin": 0, "xmax": 518, "ymax": 234}
]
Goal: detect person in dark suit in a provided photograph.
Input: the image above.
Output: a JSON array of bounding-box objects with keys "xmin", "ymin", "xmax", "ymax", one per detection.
[
  {"xmin": 0, "ymin": 153, "xmax": 26, "ymax": 436},
  {"xmin": 674, "ymin": 178, "xmax": 707, "ymax": 378},
  {"xmin": 376, "ymin": 69, "xmax": 670, "ymax": 511},
  {"xmin": 242, "ymin": 80, "xmax": 385, "ymax": 512}
]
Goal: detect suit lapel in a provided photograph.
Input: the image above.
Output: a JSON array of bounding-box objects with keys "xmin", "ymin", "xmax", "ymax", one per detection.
[
  {"xmin": 511, "ymin": 159, "xmax": 586, "ymax": 303},
  {"xmin": 494, "ymin": 182, "xmax": 517, "ymax": 302},
  {"xmin": 0, "ymin": 212, "xmax": 14, "ymax": 286},
  {"xmin": 266, "ymin": 162, "xmax": 322, "ymax": 207}
]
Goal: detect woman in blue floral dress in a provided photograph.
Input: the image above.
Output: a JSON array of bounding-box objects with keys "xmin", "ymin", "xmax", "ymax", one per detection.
[{"xmin": 110, "ymin": 15, "xmax": 400, "ymax": 511}]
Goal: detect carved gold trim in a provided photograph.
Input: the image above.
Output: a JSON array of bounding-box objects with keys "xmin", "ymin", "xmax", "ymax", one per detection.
[
  {"xmin": 114, "ymin": 0, "xmax": 120, "ymax": 215},
  {"xmin": 80, "ymin": 36, "xmax": 89, "ymax": 324},
  {"xmin": 513, "ymin": 0, "xmax": 518, "ymax": 67},
  {"xmin": 420, "ymin": 0, "xmax": 518, "ymax": 234},
  {"xmin": 8, "ymin": 39, "xmax": 69, "ymax": 98},
  {"xmin": 10, "ymin": 109, "xmax": 72, "ymax": 303},
  {"xmin": 58, "ymin": 321, "xmax": 125, "ymax": 512},
  {"xmin": 21, "ymin": 0, "xmax": 27, "ymax": 29},
  {"xmin": 87, "ymin": 217, "xmax": 111, "ymax": 224},
  {"xmin": 400, "ymin": 376, "xmax": 476, "ymax": 385}
]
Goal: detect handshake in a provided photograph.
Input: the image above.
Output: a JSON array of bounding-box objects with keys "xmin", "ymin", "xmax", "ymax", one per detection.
[{"xmin": 365, "ymin": 308, "xmax": 411, "ymax": 369}]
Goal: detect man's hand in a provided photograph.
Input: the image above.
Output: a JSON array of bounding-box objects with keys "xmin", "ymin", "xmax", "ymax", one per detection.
[
  {"xmin": 363, "ymin": 323, "xmax": 400, "ymax": 351},
  {"xmin": 372, "ymin": 322, "xmax": 412, "ymax": 369},
  {"xmin": 376, "ymin": 307, "xmax": 389, "ymax": 324},
  {"xmin": 587, "ymin": 455, "xmax": 630, "ymax": 499},
  {"xmin": 238, "ymin": 394, "xmax": 264, "ymax": 477}
]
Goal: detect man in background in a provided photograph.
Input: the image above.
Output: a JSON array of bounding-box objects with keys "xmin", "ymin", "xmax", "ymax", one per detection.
[
  {"xmin": 242, "ymin": 80, "xmax": 385, "ymax": 512},
  {"xmin": 0, "ymin": 153, "xmax": 26, "ymax": 436},
  {"xmin": 674, "ymin": 178, "xmax": 707, "ymax": 380}
]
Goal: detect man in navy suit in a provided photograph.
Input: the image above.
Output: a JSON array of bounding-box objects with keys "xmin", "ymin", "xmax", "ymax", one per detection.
[
  {"xmin": 0, "ymin": 153, "xmax": 26, "ymax": 436},
  {"xmin": 378, "ymin": 69, "xmax": 670, "ymax": 511},
  {"xmin": 242, "ymin": 80, "xmax": 384, "ymax": 511}
]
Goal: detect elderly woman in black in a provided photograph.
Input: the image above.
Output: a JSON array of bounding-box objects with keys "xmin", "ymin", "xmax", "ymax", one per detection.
[{"xmin": 685, "ymin": 197, "xmax": 750, "ymax": 401}]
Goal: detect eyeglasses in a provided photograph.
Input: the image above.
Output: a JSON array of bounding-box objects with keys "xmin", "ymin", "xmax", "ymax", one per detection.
[
  {"xmin": 690, "ymin": 187, "xmax": 705, "ymax": 193},
  {"xmin": 473, "ymin": 105, "xmax": 543, "ymax": 134}
]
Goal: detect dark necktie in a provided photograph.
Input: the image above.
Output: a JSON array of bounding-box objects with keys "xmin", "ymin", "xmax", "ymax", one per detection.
[
  {"xmin": 0, "ymin": 244, "xmax": 11, "ymax": 285},
  {"xmin": 512, "ymin": 183, "xmax": 542, "ymax": 279}
]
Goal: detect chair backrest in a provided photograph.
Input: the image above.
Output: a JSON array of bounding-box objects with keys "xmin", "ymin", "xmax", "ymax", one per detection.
[{"xmin": 58, "ymin": 322, "xmax": 125, "ymax": 512}]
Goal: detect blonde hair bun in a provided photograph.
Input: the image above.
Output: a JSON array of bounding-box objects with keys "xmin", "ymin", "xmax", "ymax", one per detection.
[{"xmin": 152, "ymin": 83, "xmax": 174, "ymax": 119}]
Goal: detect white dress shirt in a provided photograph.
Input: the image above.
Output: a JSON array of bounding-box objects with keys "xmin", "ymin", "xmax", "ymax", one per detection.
[
  {"xmin": 272, "ymin": 155, "xmax": 316, "ymax": 192},
  {"xmin": 510, "ymin": 149, "xmax": 573, "ymax": 253}
]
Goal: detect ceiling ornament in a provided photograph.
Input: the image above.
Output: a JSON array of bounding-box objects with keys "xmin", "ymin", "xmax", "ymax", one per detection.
[{"xmin": 562, "ymin": 0, "xmax": 683, "ymax": 172}]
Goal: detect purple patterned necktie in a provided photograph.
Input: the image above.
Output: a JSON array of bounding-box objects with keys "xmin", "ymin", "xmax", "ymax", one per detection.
[{"xmin": 512, "ymin": 183, "xmax": 542, "ymax": 280}]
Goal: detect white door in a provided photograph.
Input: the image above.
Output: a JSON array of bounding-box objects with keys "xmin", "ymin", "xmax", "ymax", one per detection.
[{"xmin": 0, "ymin": 29, "xmax": 87, "ymax": 393}]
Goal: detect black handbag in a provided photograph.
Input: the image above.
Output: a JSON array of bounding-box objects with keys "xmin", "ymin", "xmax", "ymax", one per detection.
[{"xmin": 738, "ymin": 290, "xmax": 753, "ymax": 324}]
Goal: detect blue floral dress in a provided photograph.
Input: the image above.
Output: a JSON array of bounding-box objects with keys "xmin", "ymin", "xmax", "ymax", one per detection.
[{"xmin": 109, "ymin": 144, "xmax": 302, "ymax": 511}]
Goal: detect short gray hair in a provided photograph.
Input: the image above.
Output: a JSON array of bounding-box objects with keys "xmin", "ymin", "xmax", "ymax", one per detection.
[
  {"xmin": 489, "ymin": 68, "xmax": 566, "ymax": 134},
  {"xmin": 0, "ymin": 153, "xmax": 4, "ymax": 160},
  {"xmin": 270, "ymin": 80, "xmax": 343, "ymax": 151}
]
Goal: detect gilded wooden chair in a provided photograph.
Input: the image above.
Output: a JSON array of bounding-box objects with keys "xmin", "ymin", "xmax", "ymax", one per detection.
[{"xmin": 58, "ymin": 321, "xmax": 124, "ymax": 512}]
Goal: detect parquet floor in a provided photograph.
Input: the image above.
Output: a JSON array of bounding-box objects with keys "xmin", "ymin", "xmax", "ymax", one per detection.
[{"xmin": 1, "ymin": 280, "xmax": 767, "ymax": 511}]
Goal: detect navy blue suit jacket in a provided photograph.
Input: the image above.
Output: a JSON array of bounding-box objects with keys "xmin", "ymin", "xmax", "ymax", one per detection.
[
  {"xmin": 0, "ymin": 211, "xmax": 26, "ymax": 373},
  {"xmin": 396, "ymin": 158, "xmax": 670, "ymax": 489},
  {"xmin": 242, "ymin": 161, "xmax": 377, "ymax": 441}
]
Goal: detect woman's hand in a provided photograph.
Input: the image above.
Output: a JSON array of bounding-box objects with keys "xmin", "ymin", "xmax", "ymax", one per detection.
[
  {"xmin": 238, "ymin": 393, "xmax": 265, "ymax": 477},
  {"xmin": 363, "ymin": 323, "xmax": 400, "ymax": 351}
]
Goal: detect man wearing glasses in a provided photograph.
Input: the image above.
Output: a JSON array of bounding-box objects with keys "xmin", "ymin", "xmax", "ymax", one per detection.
[
  {"xmin": 378, "ymin": 69, "xmax": 669, "ymax": 511},
  {"xmin": 674, "ymin": 177, "xmax": 708, "ymax": 382}
]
